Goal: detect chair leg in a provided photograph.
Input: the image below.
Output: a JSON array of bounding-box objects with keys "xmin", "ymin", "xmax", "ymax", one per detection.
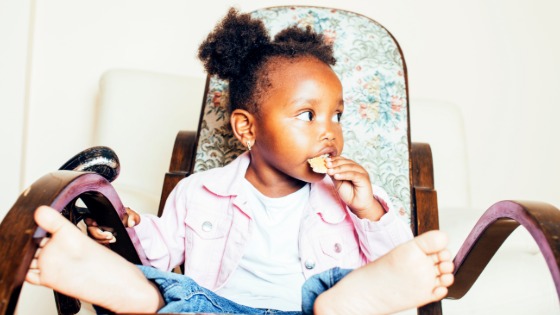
[
  {"xmin": 54, "ymin": 292, "xmax": 81, "ymax": 315},
  {"xmin": 418, "ymin": 301, "xmax": 442, "ymax": 315}
]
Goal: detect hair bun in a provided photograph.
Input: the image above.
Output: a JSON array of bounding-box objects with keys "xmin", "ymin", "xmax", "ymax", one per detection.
[
  {"xmin": 273, "ymin": 26, "xmax": 336, "ymax": 65},
  {"xmin": 198, "ymin": 8, "xmax": 271, "ymax": 81}
]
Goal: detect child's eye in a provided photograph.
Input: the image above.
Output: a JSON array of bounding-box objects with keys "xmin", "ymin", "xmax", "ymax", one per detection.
[
  {"xmin": 296, "ymin": 111, "xmax": 314, "ymax": 121},
  {"xmin": 332, "ymin": 112, "xmax": 343, "ymax": 123}
]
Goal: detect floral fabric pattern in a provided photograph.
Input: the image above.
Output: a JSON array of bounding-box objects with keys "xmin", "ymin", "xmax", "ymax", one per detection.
[{"xmin": 194, "ymin": 6, "xmax": 411, "ymax": 225}]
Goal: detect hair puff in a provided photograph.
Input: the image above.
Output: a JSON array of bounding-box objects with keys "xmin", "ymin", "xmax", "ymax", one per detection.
[{"xmin": 198, "ymin": 8, "xmax": 271, "ymax": 81}]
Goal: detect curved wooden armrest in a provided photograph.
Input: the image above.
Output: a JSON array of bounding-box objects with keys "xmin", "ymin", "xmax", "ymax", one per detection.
[
  {"xmin": 448, "ymin": 200, "xmax": 560, "ymax": 300},
  {"xmin": 158, "ymin": 130, "xmax": 198, "ymax": 215},
  {"xmin": 168, "ymin": 130, "xmax": 198, "ymax": 173},
  {"xmin": 0, "ymin": 170, "xmax": 147, "ymax": 315}
]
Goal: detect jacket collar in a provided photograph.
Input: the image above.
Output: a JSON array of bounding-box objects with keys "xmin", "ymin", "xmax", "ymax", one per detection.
[
  {"xmin": 202, "ymin": 152, "xmax": 250, "ymax": 197},
  {"xmin": 202, "ymin": 152, "xmax": 348, "ymax": 223}
]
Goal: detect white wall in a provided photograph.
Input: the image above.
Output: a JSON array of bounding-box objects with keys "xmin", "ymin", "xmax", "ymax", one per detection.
[
  {"xmin": 0, "ymin": 0, "xmax": 31, "ymax": 219},
  {"xmin": 1, "ymin": 0, "xmax": 559, "ymax": 314}
]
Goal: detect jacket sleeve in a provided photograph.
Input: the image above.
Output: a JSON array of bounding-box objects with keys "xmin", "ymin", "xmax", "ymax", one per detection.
[
  {"xmin": 133, "ymin": 178, "xmax": 189, "ymax": 272},
  {"xmin": 349, "ymin": 184, "xmax": 414, "ymax": 262}
]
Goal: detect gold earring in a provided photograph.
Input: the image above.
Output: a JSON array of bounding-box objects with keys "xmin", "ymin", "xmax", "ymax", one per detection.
[{"xmin": 246, "ymin": 141, "xmax": 252, "ymax": 151}]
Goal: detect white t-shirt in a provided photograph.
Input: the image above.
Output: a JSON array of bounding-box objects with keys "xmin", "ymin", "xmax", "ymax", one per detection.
[{"xmin": 216, "ymin": 179, "xmax": 309, "ymax": 311}]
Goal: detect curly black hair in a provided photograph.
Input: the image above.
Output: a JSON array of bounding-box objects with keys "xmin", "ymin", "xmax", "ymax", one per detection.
[{"xmin": 198, "ymin": 8, "xmax": 336, "ymax": 115}]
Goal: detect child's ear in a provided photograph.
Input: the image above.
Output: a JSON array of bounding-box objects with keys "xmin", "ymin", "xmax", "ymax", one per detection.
[{"xmin": 230, "ymin": 109, "xmax": 256, "ymax": 145}]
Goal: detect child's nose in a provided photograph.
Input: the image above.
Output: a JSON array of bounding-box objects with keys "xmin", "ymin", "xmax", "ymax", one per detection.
[{"xmin": 320, "ymin": 121, "xmax": 337, "ymax": 142}]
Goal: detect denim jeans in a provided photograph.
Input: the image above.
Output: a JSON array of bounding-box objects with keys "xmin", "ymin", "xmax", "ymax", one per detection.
[
  {"xmin": 300, "ymin": 267, "xmax": 352, "ymax": 315},
  {"xmin": 135, "ymin": 265, "xmax": 352, "ymax": 315}
]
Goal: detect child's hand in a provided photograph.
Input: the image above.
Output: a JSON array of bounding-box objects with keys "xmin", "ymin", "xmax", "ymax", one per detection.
[
  {"xmin": 84, "ymin": 207, "xmax": 141, "ymax": 244},
  {"xmin": 326, "ymin": 156, "xmax": 385, "ymax": 221},
  {"xmin": 121, "ymin": 207, "xmax": 141, "ymax": 228}
]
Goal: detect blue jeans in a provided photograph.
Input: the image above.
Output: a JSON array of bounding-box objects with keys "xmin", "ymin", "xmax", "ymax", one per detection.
[{"xmin": 136, "ymin": 265, "xmax": 352, "ymax": 315}]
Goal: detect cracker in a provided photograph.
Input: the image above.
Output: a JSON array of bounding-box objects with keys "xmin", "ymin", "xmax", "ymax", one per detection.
[{"xmin": 308, "ymin": 155, "xmax": 328, "ymax": 174}]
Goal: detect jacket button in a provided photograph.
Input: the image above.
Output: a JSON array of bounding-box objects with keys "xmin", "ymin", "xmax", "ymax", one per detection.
[
  {"xmin": 304, "ymin": 259, "xmax": 316, "ymax": 270},
  {"xmin": 202, "ymin": 221, "xmax": 213, "ymax": 232},
  {"xmin": 334, "ymin": 243, "xmax": 342, "ymax": 253}
]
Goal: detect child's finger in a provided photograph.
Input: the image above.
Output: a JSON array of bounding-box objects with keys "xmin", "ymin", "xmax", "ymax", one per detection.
[
  {"xmin": 327, "ymin": 158, "xmax": 368, "ymax": 175},
  {"xmin": 121, "ymin": 213, "xmax": 136, "ymax": 228},
  {"xmin": 326, "ymin": 156, "xmax": 355, "ymax": 167},
  {"xmin": 86, "ymin": 226, "xmax": 116, "ymax": 243},
  {"xmin": 328, "ymin": 165, "xmax": 367, "ymax": 177},
  {"xmin": 127, "ymin": 215, "xmax": 136, "ymax": 228},
  {"xmin": 330, "ymin": 170, "xmax": 369, "ymax": 183},
  {"xmin": 83, "ymin": 217, "xmax": 98, "ymax": 227},
  {"xmin": 124, "ymin": 207, "xmax": 141, "ymax": 227}
]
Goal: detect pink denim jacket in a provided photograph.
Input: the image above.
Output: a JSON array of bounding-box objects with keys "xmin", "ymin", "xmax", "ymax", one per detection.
[{"xmin": 134, "ymin": 152, "xmax": 413, "ymax": 290}]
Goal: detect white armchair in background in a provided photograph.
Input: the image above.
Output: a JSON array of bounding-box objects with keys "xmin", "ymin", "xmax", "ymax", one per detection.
[
  {"xmin": 410, "ymin": 99, "xmax": 557, "ymax": 314},
  {"xmin": 94, "ymin": 69, "xmax": 205, "ymax": 215}
]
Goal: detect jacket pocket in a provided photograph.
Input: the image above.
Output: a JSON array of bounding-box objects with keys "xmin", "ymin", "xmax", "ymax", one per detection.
[
  {"xmin": 185, "ymin": 205, "xmax": 228, "ymax": 240},
  {"xmin": 319, "ymin": 232, "xmax": 359, "ymax": 260}
]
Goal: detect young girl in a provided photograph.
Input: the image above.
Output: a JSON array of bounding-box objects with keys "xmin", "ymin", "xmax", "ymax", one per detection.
[{"xmin": 76, "ymin": 8, "xmax": 448, "ymax": 314}]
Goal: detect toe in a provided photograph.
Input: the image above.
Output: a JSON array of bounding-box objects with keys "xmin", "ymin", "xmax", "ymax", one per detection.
[
  {"xmin": 432, "ymin": 286, "xmax": 448, "ymax": 300},
  {"xmin": 438, "ymin": 261, "xmax": 455, "ymax": 274},
  {"xmin": 438, "ymin": 249, "xmax": 452, "ymax": 261},
  {"xmin": 438, "ymin": 273, "xmax": 455, "ymax": 287},
  {"xmin": 430, "ymin": 253, "xmax": 440, "ymax": 264},
  {"xmin": 35, "ymin": 206, "xmax": 68, "ymax": 234},
  {"xmin": 415, "ymin": 231, "xmax": 449, "ymax": 255}
]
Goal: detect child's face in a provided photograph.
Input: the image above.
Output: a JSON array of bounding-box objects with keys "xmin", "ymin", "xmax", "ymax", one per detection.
[{"xmin": 252, "ymin": 56, "xmax": 344, "ymax": 184}]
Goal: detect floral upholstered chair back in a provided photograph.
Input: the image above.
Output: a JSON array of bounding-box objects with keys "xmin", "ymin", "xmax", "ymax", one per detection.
[{"xmin": 194, "ymin": 6, "xmax": 411, "ymax": 226}]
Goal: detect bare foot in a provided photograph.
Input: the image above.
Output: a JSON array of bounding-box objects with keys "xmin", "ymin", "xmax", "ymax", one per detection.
[
  {"xmin": 314, "ymin": 230, "xmax": 454, "ymax": 315},
  {"xmin": 26, "ymin": 206, "xmax": 163, "ymax": 313}
]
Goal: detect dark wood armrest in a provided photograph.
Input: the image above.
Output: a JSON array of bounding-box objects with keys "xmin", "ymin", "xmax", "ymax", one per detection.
[
  {"xmin": 158, "ymin": 130, "xmax": 198, "ymax": 216},
  {"xmin": 168, "ymin": 130, "xmax": 198, "ymax": 173},
  {"xmin": 410, "ymin": 142, "xmax": 440, "ymax": 235},
  {"xmin": 411, "ymin": 143, "xmax": 442, "ymax": 314},
  {"xmin": 0, "ymin": 171, "xmax": 146, "ymax": 315},
  {"xmin": 447, "ymin": 200, "xmax": 560, "ymax": 300}
]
